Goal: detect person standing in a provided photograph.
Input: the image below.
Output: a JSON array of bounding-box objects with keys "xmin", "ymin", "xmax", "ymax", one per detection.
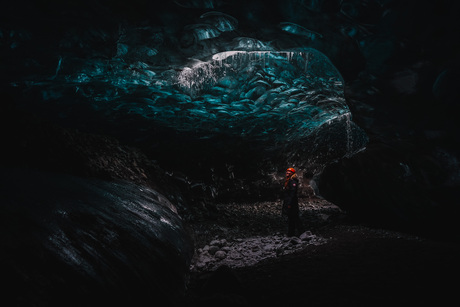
[{"xmin": 282, "ymin": 167, "xmax": 303, "ymax": 237}]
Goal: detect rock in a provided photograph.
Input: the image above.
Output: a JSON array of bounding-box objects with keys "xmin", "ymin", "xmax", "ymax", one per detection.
[
  {"xmin": 222, "ymin": 246, "xmax": 231, "ymax": 252},
  {"xmin": 299, "ymin": 231, "xmax": 314, "ymax": 241},
  {"xmin": 263, "ymin": 244, "xmax": 273, "ymax": 251},
  {"xmin": 210, "ymin": 239, "xmax": 221, "ymax": 246},
  {"xmin": 209, "ymin": 245, "xmax": 220, "ymax": 255},
  {"xmin": 289, "ymin": 237, "xmax": 301, "ymax": 245},
  {"xmin": 191, "ymin": 232, "xmax": 328, "ymax": 272},
  {"xmin": 219, "ymin": 239, "xmax": 228, "ymax": 246},
  {"xmin": 215, "ymin": 250, "xmax": 227, "ymax": 259},
  {"xmin": 196, "ymin": 261, "xmax": 206, "ymax": 270}
]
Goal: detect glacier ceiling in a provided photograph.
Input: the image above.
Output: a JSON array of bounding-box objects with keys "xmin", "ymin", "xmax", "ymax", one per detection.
[{"xmin": 2, "ymin": 0, "xmax": 368, "ymax": 198}]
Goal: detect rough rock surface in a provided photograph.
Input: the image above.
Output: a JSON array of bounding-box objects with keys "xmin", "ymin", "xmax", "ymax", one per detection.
[
  {"xmin": 191, "ymin": 231, "xmax": 326, "ymax": 272},
  {"xmin": 182, "ymin": 197, "xmax": 460, "ymax": 306},
  {"xmin": 188, "ymin": 199, "xmax": 341, "ymax": 272}
]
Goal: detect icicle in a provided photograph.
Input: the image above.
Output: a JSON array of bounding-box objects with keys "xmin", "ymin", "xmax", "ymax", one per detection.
[{"xmin": 50, "ymin": 56, "xmax": 62, "ymax": 80}]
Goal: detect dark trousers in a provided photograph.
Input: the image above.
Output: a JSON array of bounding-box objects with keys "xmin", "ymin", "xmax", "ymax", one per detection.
[{"xmin": 287, "ymin": 210, "xmax": 302, "ymax": 237}]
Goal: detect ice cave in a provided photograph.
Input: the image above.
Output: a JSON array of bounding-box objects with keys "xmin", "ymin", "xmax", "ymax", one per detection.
[{"xmin": 1, "ymin": 0, "xmax": 459, "ymax": 306}]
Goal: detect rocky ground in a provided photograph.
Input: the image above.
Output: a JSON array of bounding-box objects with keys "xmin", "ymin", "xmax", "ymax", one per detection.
[
  {"xmin": 180, "ymin": 196, "xmax": 460, "ymax": 307},
  {"xmin": 186, "ymin": 198, "xmax": 344, "ymax": 272}
]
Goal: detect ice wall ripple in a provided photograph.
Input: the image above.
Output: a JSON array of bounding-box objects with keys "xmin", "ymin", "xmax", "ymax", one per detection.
[{"xmin": 0, "ymin": 168, "xmax": 193, "ymax": 306}]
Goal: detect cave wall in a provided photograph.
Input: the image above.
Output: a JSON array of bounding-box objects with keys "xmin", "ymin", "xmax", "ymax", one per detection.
[{"xmin": 316, "ymin": 0, "xmax": 460, "ymax": 238}]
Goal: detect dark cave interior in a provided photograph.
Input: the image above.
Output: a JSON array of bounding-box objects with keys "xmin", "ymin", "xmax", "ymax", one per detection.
[{"xmin": 1, "ymin": 0, "xmax": 460, "ymax": 306}]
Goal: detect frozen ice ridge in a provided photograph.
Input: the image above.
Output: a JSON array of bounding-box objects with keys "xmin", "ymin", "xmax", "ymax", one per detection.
[{"xmin": 177, "ymin": 48, "xmax": 343, "ymax": 96}]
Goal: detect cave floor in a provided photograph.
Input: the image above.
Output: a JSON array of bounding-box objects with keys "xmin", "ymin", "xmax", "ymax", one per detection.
[{"xmin": 180, "ymin": 198, "xmax": 460, "ymax": 307}]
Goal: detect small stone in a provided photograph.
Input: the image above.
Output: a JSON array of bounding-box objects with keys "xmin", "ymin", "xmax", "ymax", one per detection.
[
  {"xmin": 299, "ymin": 231, "xmax": 314, "ymax": 241},
  {"xmin": 289, "ymin": 237, "xmax": 301, "ymax": 245},
  {"xmin": 219, "ymin": 239, "xmax": 228, "ymax": 246},
  {"xmin": 215, "ymin": 250, "xmax": 227, "ymax": 259},
  {"xmin": 209, "ymin": 239, "xmax": 221, "ymax": 246},
  {"xmin": 208, "ymin": 245, "xmax": 219, "ymax": 255},
  {"xmin": 196, "ymin": 262, "xmax": 206, "ymax": 269}
]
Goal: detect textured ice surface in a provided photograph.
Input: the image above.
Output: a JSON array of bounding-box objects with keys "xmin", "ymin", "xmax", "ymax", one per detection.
[
  {"xmin": 174, "ymin": 49, "xmax": 349, "ymax": 142},
  {"xmin": 0, "ymin": 168, "xmax": 193, "ymax": 303},
  {"xmin": 34, "ymin": 47, "xmax": 365, "ymax": 155},
  {"xmin": 5, "ymin": 16, "xmax": 367, "ymax": 176}
]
